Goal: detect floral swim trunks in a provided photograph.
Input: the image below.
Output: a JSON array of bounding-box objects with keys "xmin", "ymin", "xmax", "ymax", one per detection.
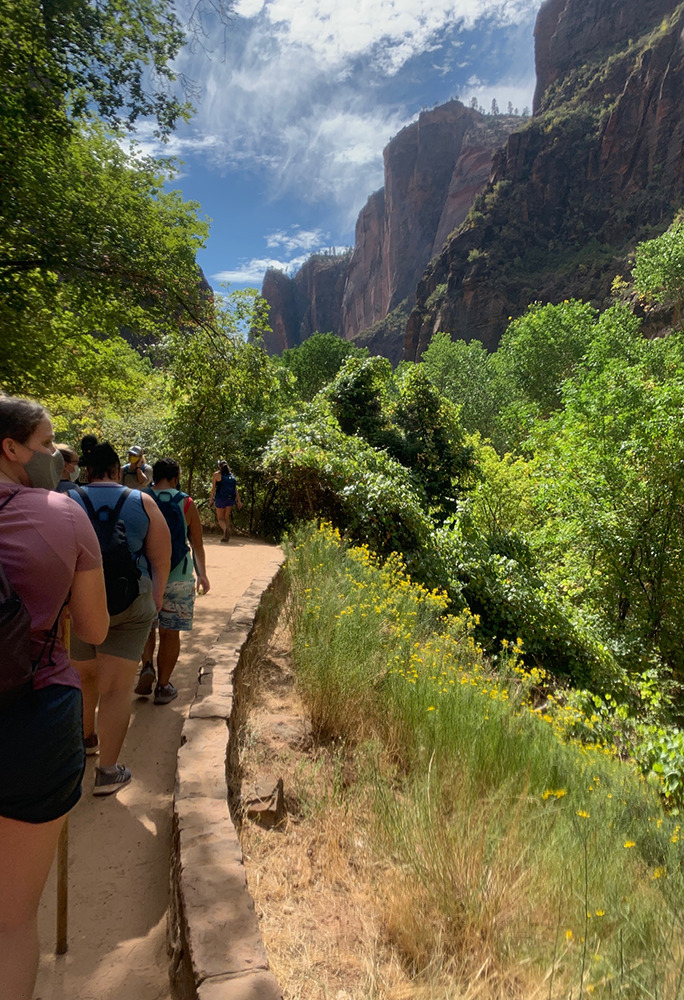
[{"xmin": 155, "ymin": 579, "xmax": 196, "ymax": 631}]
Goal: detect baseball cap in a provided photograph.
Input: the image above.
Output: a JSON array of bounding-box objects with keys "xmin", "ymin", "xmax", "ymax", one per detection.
[{"xmin": 128, "ymin": 445, "xmax": 143, "ymax": 457}]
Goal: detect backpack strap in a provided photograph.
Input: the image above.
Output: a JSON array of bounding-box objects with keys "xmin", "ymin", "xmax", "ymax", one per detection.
[
  {"xmin": 69, "ymin": 483, "xmax": 98, "ymax": 521},
  {"xmin": 110, "ymin": 487, "xmax": 132, "ymax": 521},
  {"xmin": 71, "ymin": 484, "xmax": 131, "ymax": 522},
  {"xmin": 0, "ymin": 492, "xmax": 17, "ymax": 514}
]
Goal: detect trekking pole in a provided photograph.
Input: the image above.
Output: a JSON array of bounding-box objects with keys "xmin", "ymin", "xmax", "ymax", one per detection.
[{"xmin": 56, "ymin": 615, "xmax": 70, "ymax": 955}]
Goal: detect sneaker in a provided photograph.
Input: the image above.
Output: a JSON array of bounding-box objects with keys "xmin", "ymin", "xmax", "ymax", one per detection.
[
  {"xmin": 84, "ymin": 733, "xmax": 100, "ymax": 756},
  {"xmin": 154, "ymin": 682, "xmax": 178, "ymax": 705},
  {"xmin": 134, "ymin": 661, "xmax": 156, "ymax": 696},
  {"xmin": 93, "ymin": 764, "xmax": 132, "ymax": 796}
]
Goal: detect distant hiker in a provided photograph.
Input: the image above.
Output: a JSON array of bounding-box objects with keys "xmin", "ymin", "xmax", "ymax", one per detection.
[
  {"xmin": 135, "ymin": 457, "xmax": 210, "ymax": 705},
  {"xmin": 55, "ymin": 443, "xmax": 80, "ymax": 491},
  {"xmin": 121, "ymin": 444, "xmax": 153, "ymax": 489},
  {"xmin": 0, "ymin": 395, "xmax": 109, "ymax": 998},
  {"xmin": 66, "ymin": 442, "xmax": 171, "ymax": 795},
  {"xmin": 210, "ymin": 459, "xmax": 242, "ymax": 542}
]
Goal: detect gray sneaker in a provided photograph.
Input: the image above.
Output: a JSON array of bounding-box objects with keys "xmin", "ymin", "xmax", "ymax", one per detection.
[
  {"xmin": 93, "ymin": 764, "xmax": 132, "ymax": 796},
  {"xmin": 154, "ymin": 682, "xmax": 178, "ymax": 705},
  {"xmin": 134, "ymin": 661, "xmax": 156, "ymax": 696}
]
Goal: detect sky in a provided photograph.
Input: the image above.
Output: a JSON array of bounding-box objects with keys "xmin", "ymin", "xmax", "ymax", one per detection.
[{"xmin": 137, "ymin": 0, "xmax": 540, "ymax": 295}]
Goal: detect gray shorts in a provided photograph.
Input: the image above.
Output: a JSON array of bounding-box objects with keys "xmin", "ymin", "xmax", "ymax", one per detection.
[{"xmin": 70, "ymin": 576, "xmax": 156, "ymax": 663}]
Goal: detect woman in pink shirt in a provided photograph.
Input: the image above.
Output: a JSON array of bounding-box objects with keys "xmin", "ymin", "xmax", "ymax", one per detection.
[{"xmin": 0, "ymin": 395, "xmax": 109, "ymax": 1000}]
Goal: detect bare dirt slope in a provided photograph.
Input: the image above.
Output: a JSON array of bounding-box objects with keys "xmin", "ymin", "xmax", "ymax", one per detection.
[{"xmin": 35, "ymin": 535, "xmax": 282, "ymax": 1000}]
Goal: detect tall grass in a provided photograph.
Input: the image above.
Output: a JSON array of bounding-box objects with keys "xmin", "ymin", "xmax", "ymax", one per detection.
[{"xmin": 285, "ymin": 523, "xmax": 684, "ymax": 998}]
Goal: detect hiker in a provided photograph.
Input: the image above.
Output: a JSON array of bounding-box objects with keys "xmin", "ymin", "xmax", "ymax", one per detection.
[
  {"xmin": 55, "ymin": 443, "xmax": 80, "ymax": 491},
  {"xmin": 209, "ymin": 459, "xmax": 242, "ymax": 542},
  {"xmin": 0, "ymin": 395, "xmax": 109, "ymax": 1000},
  {"xmin": 66, "ymin": 442, "xmax": 171, "ymax": 795},
  {"xmin": 121, "ymin": 444, "xmax": 153, "ymax": 489},
  {"xmin": 135, "ymin": 458, "xmax": 210, "ymax": 705}
]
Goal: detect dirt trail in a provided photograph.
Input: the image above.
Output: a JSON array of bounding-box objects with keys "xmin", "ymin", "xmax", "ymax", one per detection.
[{"xmin": 35, "ymin": 535, "xmax": 282, "ymax": 1000}]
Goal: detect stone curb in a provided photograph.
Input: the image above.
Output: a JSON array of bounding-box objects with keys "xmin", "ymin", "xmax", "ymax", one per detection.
[{"xmin": 171, "ymin": 555, "xmax": 286, "ymax": 1000}]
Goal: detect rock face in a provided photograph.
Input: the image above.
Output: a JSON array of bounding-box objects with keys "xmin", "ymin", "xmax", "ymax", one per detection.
[
  {"xmin": 406, "ymin": 0, "xmax": 684, "ymax": 359},
  {"xmin": 260, "ymin": 102, "xmax": 522, "ymax": 357},
  {"xmin": 261, "ymin": 255, "xmax": 349, "ymax": 355}
]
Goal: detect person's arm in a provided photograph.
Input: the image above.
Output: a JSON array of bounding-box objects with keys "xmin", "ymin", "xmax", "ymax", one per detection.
[
  {"xmin": 235, "ymin": 486, "xmax": 243, "ymax": 510},
  {"xmin": 185, "ymin": 499, "xmax": 210, "ymax": 594},
  {"xmin": 209, "ymin": 471, "xmax": 218, "ymax": 503},
  {"xmin": 140, "ymin": 492, "xmax": 172, "ymax": 610},
  {"xmin": 137, "ymin": 459, "xmax": 152, "ymax": 487},
  {"xmin": 68, "ymin": 567, "xmax": 109, "ymax": 645}
]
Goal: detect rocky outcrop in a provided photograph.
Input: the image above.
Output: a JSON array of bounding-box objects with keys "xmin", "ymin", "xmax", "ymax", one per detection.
[
  {"xmin": 260, "ymin": 102, "xmax": 522, "ymax": 358},
  {"xmin": 533, "ymin": 0, "xmax": 676, "ymax": 112},
  {"xmin": 406, "ymin": 0, "xmax": 684, "ymax": 360},
  {"xmin": 260, "ymin": 254, "xmax": 349, "ymax": 356}
]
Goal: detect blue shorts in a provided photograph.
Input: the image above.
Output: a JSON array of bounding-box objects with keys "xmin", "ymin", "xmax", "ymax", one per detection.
[
  {"xmin": 0, "ymin": 684, "xmax": 85, "ymax": 823},
  {"xmin": 214, "ymin": 498, "xmax": 234, "ymax": 510},
  {"xmin": 154, "ymin": 580, "xmax": 195, "ymax": 631}
]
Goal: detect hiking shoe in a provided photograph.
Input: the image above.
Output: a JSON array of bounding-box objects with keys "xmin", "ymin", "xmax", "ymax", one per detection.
[
  {"xmin": 134, "ymin": 661, "xmax": 156, "ymax": 696},
  {"xmin": 93, "ymin": 764, "xmax": 132, "ymax": 796},
  {"xmin": 154, "ymin": 682, "xmax": 178, "ymax": 705},
  {"xmin": 220, "ymin": 535, "xmax": 229, "ymax": 543},
  {"xmin": 84, "ymin": 733, "xmax": 100, "ymax": 756}
]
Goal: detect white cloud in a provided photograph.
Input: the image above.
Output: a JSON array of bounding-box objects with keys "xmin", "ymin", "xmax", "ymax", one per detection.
[
  {"xmin": 265, "ymin": 227, "xmax": 329, "ymax": 252},
  {"xmin": 212, "ymin": 258, "xmax": 293, "ymax": 284},
  {"xmin": 212, "ymin": 233, "xmax": 352, "ymax": 285}
]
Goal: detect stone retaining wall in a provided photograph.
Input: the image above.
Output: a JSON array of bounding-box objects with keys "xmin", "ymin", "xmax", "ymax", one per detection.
[{"xmin": 170, "ymin": 556, "xmax": 286, "ymax": 1000}]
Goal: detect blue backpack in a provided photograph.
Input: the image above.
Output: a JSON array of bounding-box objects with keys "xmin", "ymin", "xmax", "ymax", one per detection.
[{"xmin": 148, "ymin": 490, "xmax": 190, "ymax": 573}]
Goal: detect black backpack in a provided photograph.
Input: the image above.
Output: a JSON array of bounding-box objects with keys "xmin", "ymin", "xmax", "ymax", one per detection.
[
  {"xmin": 0, "ymin": 492, "xmax": 63, "ymax": 699},
  {"xmin": 71, "ymin": 485, "xmax": 140, "ymax": 615},
  {"xmin": 147, "ymin": 489, "xmax": 190, "ymax": 573}
]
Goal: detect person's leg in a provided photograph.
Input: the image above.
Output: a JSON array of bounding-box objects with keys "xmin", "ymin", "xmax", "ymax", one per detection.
[
  {"xmin": 0, "ymin": 813, "xmax": 66, "ymax": 1000},
  {"xmin": 156, "ymin": 627, "xmax": 181, "ymax": 687},
  {"xmin": 224, "ymin": 504, "xmax": 234, "ymax": 538},
  {"xmin": 95, "ymin": 652, "xmax": 139, "ymax": 768},
  {"xmin": 134, "ymin": 627, "xmax": 157, "ymax": 696},
  {"xmin": 216, "ymin": 506, "xmax": 228, "ymax": 540},
  {"xmin": 141, "ymin": 628, "xmax": 156, "ymax": 668},
  {"xmin": 72, "ymin": 657, "xmax": 98, "ymax": 739}
]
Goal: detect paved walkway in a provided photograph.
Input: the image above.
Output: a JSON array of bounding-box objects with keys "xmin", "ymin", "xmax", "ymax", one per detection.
[{"xmin": 35, "ymin": 536, "xmax": 282, "ymax": 1000}]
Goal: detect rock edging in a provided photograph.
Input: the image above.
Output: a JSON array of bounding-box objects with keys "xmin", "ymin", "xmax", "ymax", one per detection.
[{"xmin": 170, "ymin": 555, "xmax": 286, "ymax": 1000}]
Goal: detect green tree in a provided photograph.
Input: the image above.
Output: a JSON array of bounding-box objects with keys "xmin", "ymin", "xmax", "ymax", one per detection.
[
  {"xmin": 162, "ymin": 289, "xmax": 289, "ymax": 532},
  {"xmin": 633, "ymin": 217, "xmax": 684, "ymax": 325},
  {"xmin": 279, "ymin": 332, "xmax": 368, "ymax": 401},
  {"xmin": 0, "ymin": 126, "xmax": 209, "ymax": 395},
  {"xmin": 421, "ymin": 331, "xmax": 497, "ymax": 437},
  {"xmin": 534, "ymin": 327, "xmax": 684, "ymax": 672}
]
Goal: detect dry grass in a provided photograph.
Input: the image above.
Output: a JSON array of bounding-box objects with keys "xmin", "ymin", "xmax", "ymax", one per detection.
[{"xmin": 238, "ymin": 626, "xmax": 557, "ymax": 1000}]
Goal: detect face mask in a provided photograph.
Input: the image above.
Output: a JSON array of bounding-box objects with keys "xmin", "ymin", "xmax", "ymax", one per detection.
[
  {"xmin": 70, "ymin": 465, "xmax": 81, "ymax": 482},
  {"xmin": 23, "ymin": 447, "xmax": 64, "ymax": 490},
  {"xmin": 129, "ymin": 455, "xmax": 140, "ymax": 466}
]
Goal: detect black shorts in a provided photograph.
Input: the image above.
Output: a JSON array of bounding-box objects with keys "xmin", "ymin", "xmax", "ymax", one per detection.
[{"xmin": 0, "ymin": 684, "xmax": 85, "ymax": 824}]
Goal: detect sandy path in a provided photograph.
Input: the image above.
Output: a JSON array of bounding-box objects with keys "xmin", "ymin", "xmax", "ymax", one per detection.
[{"xmin": 35, "ymin": 535, "xmax": 282, "ymax": 1000}]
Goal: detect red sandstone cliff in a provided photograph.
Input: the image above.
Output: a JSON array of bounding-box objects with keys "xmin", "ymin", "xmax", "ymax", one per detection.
[
  {"xmin": 260, "ymin": 101, "xmax": 522, "ymax": 357},
  {"xmin": 405, "ymin": 0, "xmax": 684, "ymax": 360}
]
